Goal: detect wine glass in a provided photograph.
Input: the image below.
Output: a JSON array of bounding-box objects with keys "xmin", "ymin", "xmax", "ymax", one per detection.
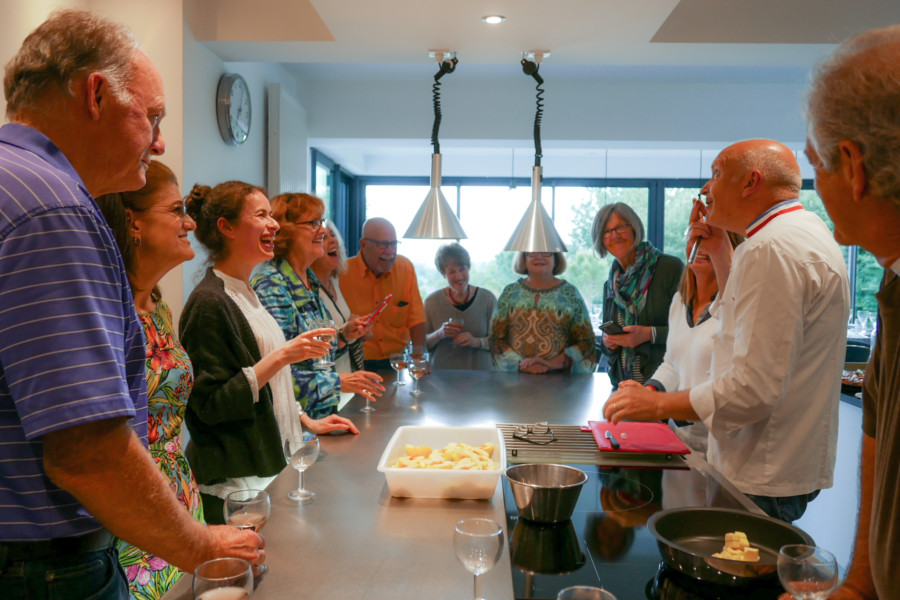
[
  {"xmin": 777, "ymin": 544, "xmax": 839, "ymax": 599},
  {"xmin": 389, "ymin": 350, "xmax": 408, "ymax": 387},
  {"xmin": 557, "ymin": 587, "xmax": 617, "ymax": 600},
  {"xmin": 192, "ymin": 557, "xmax": 253, "ymax": 600},
  {"xmin": 407, "ymin": 353, "xmax": 429, "ymax": 397},
  {"xmin": 311, "ymin": 318, "xmax": 335, "ymax": 370},
  {"xmin": 223, "ymin": 490, "xmax": 270, "ymax": 579},
  {"xmin": 223, "ymin": 489, "xmax": 270, "ymax": 532},
  {"xmin": 283, "ymin": 433, "xmax": 320, "ymax": 503},
  {"xmin": 454, "ymin": 518, "xmax": 504, "ymax": 600}
]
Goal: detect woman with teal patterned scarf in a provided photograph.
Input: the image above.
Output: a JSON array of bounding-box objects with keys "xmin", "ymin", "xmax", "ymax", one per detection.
[{"xmin": 593, "ymin": 203, "xmax": 684, "ymax": 389}]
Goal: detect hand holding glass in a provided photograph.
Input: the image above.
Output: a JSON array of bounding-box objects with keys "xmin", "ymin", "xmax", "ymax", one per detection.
[
  {"xmin": 283, "ymin": 433, "xmax": 320, "ymax": 503},
  {"xmin": 777, "ymin": 544, "xmax": 839, "ymax": 600},
  {"xmin": 192, "ymin": 557, "xmax": 253, "ymax": 600},
  {"xmin": 454, "ymin": 518, "xmax": 504, "ymax": 600},
  {"xmin": 390, "ymin": 351, "xmax": 408, "ymax": 387},
  {"xmin": 223, "ymin": 490, "xmax": 270, "ymax": 580},
  {"xmin": 311, "ymin": 318, "xmax": 335, "ymax": 370}
]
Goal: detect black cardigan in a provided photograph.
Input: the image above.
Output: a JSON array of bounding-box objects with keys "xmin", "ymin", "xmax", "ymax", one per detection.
[
  {"xmin": 180, "ymin": 269, "xmax": 286, "ymax": 485},
  {"xmin": 600, "ymin": 253, "xmax": 684, "ymax": 389}
]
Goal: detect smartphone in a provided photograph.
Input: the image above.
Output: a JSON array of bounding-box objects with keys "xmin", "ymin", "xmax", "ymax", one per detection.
[
  {"xmin": 599, "ymin": 320, "xmax": 625, "ymax": 335},
  {"xmin": 363, "ymin": 294, "xmax": 392, "ymax": 327}
]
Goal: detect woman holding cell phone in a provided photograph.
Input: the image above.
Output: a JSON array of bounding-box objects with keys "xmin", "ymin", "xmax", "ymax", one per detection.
[{"xmin": 592, "ymin": 203, "xmax": 684, "ymax": 389}]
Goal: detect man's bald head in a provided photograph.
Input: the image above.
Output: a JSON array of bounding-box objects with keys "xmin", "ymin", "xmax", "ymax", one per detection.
[{"xmin": 702, "ymin": 139, "xmax": 803, "ymax": 232}]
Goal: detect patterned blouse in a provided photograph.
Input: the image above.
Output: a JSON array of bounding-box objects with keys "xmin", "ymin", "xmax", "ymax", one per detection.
[
  {"xmin": 490, "ymin": 279, "xmax": 596, "ymax": 373},
  {"xmin": 251, "ymin": 259, "xmax": 343, "ymax": 418},
  {"xmin": 116, "ymin": 299, "xmax": 204, "ymax": 600}
]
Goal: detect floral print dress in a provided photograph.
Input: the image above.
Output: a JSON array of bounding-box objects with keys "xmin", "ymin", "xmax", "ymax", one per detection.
[{"xmin": 116, "ymin": 299, "xmax": 205, "ymax": 600}]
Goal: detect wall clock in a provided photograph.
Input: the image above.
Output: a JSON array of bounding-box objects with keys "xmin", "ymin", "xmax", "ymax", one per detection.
[{"xmin": 216, "ymin": 73, "xmax": 251, "ymax": 146}]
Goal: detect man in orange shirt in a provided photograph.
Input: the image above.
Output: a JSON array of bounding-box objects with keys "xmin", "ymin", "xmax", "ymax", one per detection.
[{"xmin": 340, "ymin": 218, "xmax": 426, "ymax": 370}]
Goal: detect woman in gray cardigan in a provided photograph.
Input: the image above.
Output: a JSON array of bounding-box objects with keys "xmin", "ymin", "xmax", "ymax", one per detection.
[{"xmin": 593, "ymin": 203, "xmax": 684, "ymax": 389}]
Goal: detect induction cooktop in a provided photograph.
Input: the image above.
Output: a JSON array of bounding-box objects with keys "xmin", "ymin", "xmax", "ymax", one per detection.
[{"xmin": 502, "ymin": 464, "xmax": 786, "ymax": 600}]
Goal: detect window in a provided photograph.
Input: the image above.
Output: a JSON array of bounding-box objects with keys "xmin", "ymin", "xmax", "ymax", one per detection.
[{"xmin": 360, "ymin": 178, "xmax": 872, "ymax": 335}]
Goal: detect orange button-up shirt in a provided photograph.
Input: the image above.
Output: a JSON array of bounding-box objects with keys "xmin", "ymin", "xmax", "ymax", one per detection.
[{"xmin": 340, "ymin": 254, "xmax": 426, "ymax": 360}]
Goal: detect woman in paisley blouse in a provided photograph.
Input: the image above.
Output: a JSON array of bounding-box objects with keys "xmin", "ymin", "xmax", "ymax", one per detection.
[
  {"xmin": 95, "ymin": 162, "xmax": 204, "ymax": 600},
  {"xmin": 251, "ymin": 194, "xmax": 384, "ymax": 418},
  {"xmin": 490, "ymin": 251, "xmax": 596, "ymax": 373}
]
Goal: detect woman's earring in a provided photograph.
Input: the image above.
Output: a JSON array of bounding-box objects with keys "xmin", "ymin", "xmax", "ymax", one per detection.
[{"xmin": 133, "ymin": 237, "xmax": 142, "ymax": 247}]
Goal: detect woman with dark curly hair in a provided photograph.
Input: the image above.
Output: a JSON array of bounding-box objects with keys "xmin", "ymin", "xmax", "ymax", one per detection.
[{"xmin": 180, "ymin": 182, "xmax": 358, "ymax": 522}]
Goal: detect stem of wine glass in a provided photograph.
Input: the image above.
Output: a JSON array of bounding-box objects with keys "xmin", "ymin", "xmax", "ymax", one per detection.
[
  {"xmin": 413, "ymin": 378, "xmax": 419, "ymax": 394},
  {"xmin": 472, "ymin": 573, "xmax": 480, "ymax": 600},
  {"xmin": 297, "ymin": 469, "xmax": 303, "ymax": 494}
]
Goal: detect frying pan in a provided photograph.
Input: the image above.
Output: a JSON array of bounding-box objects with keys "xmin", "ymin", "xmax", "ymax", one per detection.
[{"xmin": 647, "ymin": 507, "xmax": 814, "ymax": 587}]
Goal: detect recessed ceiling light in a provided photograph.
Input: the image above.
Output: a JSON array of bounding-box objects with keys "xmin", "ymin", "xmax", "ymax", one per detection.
[{"xmin": 482, "ymin": 15, "xmax": 506, "ymax": 24}]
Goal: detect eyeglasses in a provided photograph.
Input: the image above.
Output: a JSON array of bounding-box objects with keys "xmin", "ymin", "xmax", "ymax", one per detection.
[
  {"xmin": 512, "ymin": 421, "xmax": 557, "ymax": 446},
  {"xmin": 603, "ymin": 223, "xmax": 632, "ymax": 238},
  {"xmin": 363, "ymin": 238, "xmax": 400, "ymax": 250},
  {"xmin": 141, "ymin": 202, "xmax": 188, "ymax": 220},
  {"xmin": 296, "ymin": 218, "xmax": 324, "ymax": 229}
]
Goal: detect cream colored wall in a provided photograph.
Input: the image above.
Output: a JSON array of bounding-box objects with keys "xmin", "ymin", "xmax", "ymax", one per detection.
[{"xmin": 1, "ymin": 0, "xmax": 186, "ymax": 321}]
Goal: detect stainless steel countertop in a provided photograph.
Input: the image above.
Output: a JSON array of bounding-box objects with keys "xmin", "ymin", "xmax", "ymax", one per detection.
[{"xmin": 163, "ymin": 369, "xmax": 754, "ymax": 600}]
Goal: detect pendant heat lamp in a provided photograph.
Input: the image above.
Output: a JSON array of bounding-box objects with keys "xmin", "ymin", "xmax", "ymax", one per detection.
[
  {"xmin": 404, "ymin": 51, "xmax": 467, "ymax": 239},
  {"xmin": 503, "ymin": 51, "xmax": 567, "ymax": 253}
]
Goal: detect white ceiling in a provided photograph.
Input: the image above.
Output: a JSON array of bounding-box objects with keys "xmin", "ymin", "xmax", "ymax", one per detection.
[{"xmin": 189, "ymin": 0, "xmax": 900, "ymax": 177}]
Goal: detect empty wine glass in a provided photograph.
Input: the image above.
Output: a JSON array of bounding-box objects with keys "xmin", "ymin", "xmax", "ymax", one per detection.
[
  {"xmin": 390, "ymin": 350, "xmax": 408, "ymax": 387},
  {"xmin": 408, "ymin": 353, "xmax": 428, "ymax": 397},
  {"xmin": 283, "ymin": 433, "xmax": 320, "ymax": 503},
  {"xmin": 311, "ymin": 318, "xmax": 335, "ymax": 370},
  {"xmin": 454, "ymin": 518, "xmax": 504, "ymax": 600},
  {"xmin": 777, "ymin": 544, "xmax": 839, "ymax": 599},
  {"xmin": 192, "ymin": 557, "xmax": 253, "ymax": 600}
]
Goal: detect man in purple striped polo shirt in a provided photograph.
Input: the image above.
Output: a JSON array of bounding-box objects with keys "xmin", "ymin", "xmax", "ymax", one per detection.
[{"xmin": 0, "ymin": 10, "xmax": 263, "ymax": 599}]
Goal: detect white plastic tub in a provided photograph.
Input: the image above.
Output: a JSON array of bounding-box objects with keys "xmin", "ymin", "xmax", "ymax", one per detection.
[{"xmin": 376, "ymin": 425, "xmax": 506, "ymax": 499}]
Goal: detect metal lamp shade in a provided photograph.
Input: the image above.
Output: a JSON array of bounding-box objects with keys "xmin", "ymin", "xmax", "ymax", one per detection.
[
  {"xmin": 404, "ymin": 154, "xmax": 467, "ymax": 239},
  {"xmin": 503, "ymin": 166, "xmax": 568, "ymax": 252}
]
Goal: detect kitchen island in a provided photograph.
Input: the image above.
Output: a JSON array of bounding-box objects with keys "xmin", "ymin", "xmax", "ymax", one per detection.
[{"xmin": 163, "ymin": 369, "xmax": 782, "ymax": 600}]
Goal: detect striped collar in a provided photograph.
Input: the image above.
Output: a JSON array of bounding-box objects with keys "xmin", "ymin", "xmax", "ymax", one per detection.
[{"xmin": 745, "ymin": 200, "xmax": 803, "ymax": 237}]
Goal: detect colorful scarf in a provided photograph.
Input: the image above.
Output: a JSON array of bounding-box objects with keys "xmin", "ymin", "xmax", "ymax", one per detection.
[{"xmin": 610, "ymin": 241, "xmax": 661, "ymax": 378}]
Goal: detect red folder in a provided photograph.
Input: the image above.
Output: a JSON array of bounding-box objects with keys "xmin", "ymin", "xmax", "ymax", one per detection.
[{"xmin": 587, "ymin": 421, "xmax": 691, "ymax": 454}]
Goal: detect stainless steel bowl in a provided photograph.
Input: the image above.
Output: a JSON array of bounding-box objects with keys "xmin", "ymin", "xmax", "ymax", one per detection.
[
  {"xmin": 647, "ymin": 507, "xmax": 815, "ymax": 587},
  {"xmin": 504, "ymin": 463, "xmax": 587, "ymax": 523}
]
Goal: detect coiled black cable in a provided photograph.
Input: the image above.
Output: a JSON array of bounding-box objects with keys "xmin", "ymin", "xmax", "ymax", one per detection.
[
  {"xmin": 430, "ymin": 57, "xmax": 458, "ymax": 155},
  {"xmin": 522, "ymin": 59, "xmax": 544, "ymax": 167}
]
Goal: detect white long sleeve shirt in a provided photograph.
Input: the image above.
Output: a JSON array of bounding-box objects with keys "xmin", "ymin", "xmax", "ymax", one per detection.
[
  {"xmin": 689, "ymin": 204, "xmax": 849, "ymax": 496},
  {"xmin": 649, "ymin": 292, "xmax": 717, "ymax": 455}
]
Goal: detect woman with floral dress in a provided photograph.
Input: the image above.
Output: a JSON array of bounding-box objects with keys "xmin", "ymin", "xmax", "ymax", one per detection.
[{"xmin": 96, "ymin": 162, "xmax": 204, "ymax": 600}]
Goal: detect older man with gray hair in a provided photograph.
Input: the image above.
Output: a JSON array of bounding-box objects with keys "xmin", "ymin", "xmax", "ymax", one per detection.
[
  {"xmin": 802, "ymin": 23, "xmax": 900, "ymax": 600},
  {"xmin": 0, "ymin": 10, "xmax": 261, "ymax": 599}
]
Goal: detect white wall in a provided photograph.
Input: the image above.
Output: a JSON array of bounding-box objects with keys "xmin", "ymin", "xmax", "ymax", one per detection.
[
  {"xmin": 1, "ymin": 0, "xmax": 187, "ymax": 315},
  {"xmin": 180, "ymin": 23, "xmax": 311, "ymax": 302}
]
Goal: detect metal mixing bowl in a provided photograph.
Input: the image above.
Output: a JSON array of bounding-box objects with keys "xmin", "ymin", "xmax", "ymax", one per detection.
[
  {"xmin": 504, "ymin": 463, "xmax": 587, "ymax": 523},
  {"xmin": 647, "ymin": 507, "xmax": 815, "ymax": 587}
]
